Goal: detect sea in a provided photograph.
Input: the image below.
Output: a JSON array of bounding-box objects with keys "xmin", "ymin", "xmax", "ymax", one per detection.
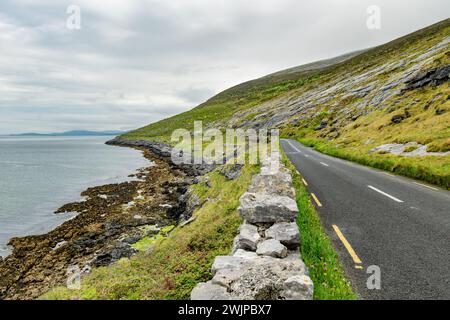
[{"xmin": 0, "ymin": 136, "xmax": 149, "ymax": 257}]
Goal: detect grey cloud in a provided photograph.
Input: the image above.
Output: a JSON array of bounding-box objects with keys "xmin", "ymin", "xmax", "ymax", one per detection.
[{"xmin": 0, "ymin": 0, "xmax": 449, "ymax": 134}]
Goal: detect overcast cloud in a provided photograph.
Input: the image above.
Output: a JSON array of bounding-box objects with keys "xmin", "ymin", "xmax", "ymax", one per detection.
[{"xmin": 0, "ymin": 0, "xmax": 448, "ymax": 134}]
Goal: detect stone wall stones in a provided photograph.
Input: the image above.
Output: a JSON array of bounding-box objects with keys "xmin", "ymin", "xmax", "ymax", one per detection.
[{"xmin": 191, "ymin": 156, "xmax": 314, "ymax": 300}]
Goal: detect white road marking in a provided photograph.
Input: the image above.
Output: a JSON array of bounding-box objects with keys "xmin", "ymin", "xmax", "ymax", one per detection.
[
  {"xmin": 383, "ymin": 172, "xmax": 395, "ymax": 177},
  {"xmin": 286, "ymin": 140, "xmax": 302, "ymax": 153},
  {"xmin": 368, "ymin": 185, "xmax": 404, "ymax": 203},
  {"xmin": 413, "ymin": 182, "xmax": 438, "ymax": 191},
  {"xmin": 304, "ymin": 154, "xmax": 310, "ymax": 158},
  {"xmin": 320, "ymin": 162, "xmax": 329, "ymax": 167}
]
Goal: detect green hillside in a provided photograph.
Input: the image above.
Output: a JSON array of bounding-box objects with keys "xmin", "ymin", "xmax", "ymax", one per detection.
[{"xmin": 122, "ymin": 19, "xmax": 450, "ymax": 188}]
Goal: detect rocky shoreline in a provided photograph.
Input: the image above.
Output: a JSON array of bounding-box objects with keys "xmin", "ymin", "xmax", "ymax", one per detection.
[{"xmin": 0, "ymin": 140, "xmax": 203, "ymax": 300}]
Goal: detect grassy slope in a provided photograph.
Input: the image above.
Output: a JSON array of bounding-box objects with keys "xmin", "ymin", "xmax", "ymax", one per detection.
[
  {"xmin": 42, "ymin": 166, "xmax": 257, "ymax": 300},
  {"xmin": 121, "ymin": 75, "xmax": 321, "ymax": 143},
  {"xmin": 123, "ymin": 20, "xmax": 449, "ymax": 145},
  {"xmin": 126, "ymin": 19, "xmax": 450, "ymax": 188},
  {"xmin": 122, "ymin": 20, "xmax": 449, "ymax": 190},
  {"xmin": 279, "ymin": 21, "xmax": 450, "ymax": 188}
]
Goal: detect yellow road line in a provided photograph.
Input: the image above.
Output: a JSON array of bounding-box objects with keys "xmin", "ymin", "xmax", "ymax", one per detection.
[
  {"xmin": 332, "ymin": 225, "xmax": 362, "ymax": 265},
  {"xmin": 355, "ymin": 265, "xmax": 363, "ymax": 270},
  {"xmin": 383, "ymin": 172, "xmax": 395, "ymax": 177},
  {"xmin": 302, "ymin": 178, "xmax": 308, "ymax": 186},
  {"xmin": 413, "ymin": 182, "xmax": 438, "ymax": 191},
  {"xmin": 311, "ymin": 193, "xmax": 322, "ymax": 207}
]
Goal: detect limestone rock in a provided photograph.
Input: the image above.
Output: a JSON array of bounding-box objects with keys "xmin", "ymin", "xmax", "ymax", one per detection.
[
  {"xmin": 281, "ymin": 275, "xmax": 314, "ymax": 300},
  {"xmin": 238, "ymin": 192, "xmax": 298, "ymax": 224},
  {"xmin": 229, "ymin": 257, "xmax": 309, "ymax": 300},
  {"xmin": 248, "ymin": 172, "xmax": 295, "ymax": 198},
  {"xmin": 256, "ymin": 239, "xmax": 288, "ymax": 258},
  {"xmin": 234, "ymin": 224, "xmax": 261, "ymax": 251},
  {"xmin": 233, "ymin": 249, "xmax": 258, "ymax": 259},
  {"xmin": 92, "ymin": 242, "xmax": 137, "ymax": 267},
  {"xmin": 211, "ymin": 256, "xmax": 249, "ymax": 274},
  {"xmin": 265, "ymin": 222, "xmax": 300, "ymax": 248},
  {"xmin": 402, "ymin": 64, "xmax": 450, "ymax": 92},
  {"xmin": 191, "ymin": 282, "xmax": 232, "ymax": 300},
  {"xmin": 220, "ymin": 164, "xmax": 244, "ymax": 180},
  {"xmin": 212, "ymin": 268, "xmax": 246, "ymax": 289}
]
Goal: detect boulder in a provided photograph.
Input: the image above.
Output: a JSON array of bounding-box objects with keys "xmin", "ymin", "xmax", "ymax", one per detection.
[
  {"xmin": 261, "ymin": 154, "xmax": 281, "ymax": 166},
  {"xmin": 191, "ymin": 282, "xmax": 233, "ymax": 300},
  {"xmin": 212, "ymin": 268, "xmax": 246, "ymax": 289},
  {"xmin": 402, "ymin": 65, "xmax": 450, "ymax": 92},
  {"xmin": 211, "ymin": 256, "xmax": 250, "ymax": 274},
  {"xmin": 391, "ymin": 114, "xmax": 405, "ymax": 124},
  {"xmin": 260, "ymin": 165, "xmax": 282, "ymax": 176},
  {"xmin": 233, "ymin": 224, "xmax": 261, "ymax": 251},
  {"xmin": 248, "ymin": 173, "xmax": 295, "ymax": 198},
  {"xmin": 92, "ymin": 242, "xmax": 137, "ymax": 267},
  {"xmin": 198, "ymin": 252, "xmax": 310, "ymax": 300},
  {"xmin": 256, "ymin": 239, "xmax": 288, "ymax": 258},
  {"xmin": 229, "ymin": 266, "xmax": 285, "ymax": 300},
  {"xmin": 281, "ymin": 275, "xmax": 314, "ymax": 300},
  {"xmin": 238, "ymin": 192, "xmax": 298, "ymax": 224},
  {"xmin": 233, "ymin": 249, "xmax": 259, "ymax": 260},
  {"xmin": 220, "ymin": 164, "xmax": 244, "ymax": 180},
  {"xmin": 229, "ymin": 257, "xmax": 310, "ymax": 300},
  {"xmin": 265, "ymin": 222, "xmax": 300, "ymax": 248}
]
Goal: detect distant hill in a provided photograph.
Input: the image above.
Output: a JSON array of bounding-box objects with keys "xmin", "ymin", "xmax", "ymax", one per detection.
[{"xmin": 11, "ymin": 130, "xmax": 128, "ymax": 137}]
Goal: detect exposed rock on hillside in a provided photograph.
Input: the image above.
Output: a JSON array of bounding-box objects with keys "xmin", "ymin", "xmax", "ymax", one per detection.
[{"xmin": 402, "ymin": 65, "xmax": 450, "ymax": 92}]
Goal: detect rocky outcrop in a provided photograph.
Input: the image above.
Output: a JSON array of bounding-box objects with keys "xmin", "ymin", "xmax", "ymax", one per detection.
[
  {"xmin": 225, "ymin": 36, "xmax": 450, "ymax": 140},
  {"xmin": 191, "ymin": 156, "xmax": 313, "ymax": 300},
  {"xmin": 219, "ymin": 164, "xmax": 244, "ymax": 180},
  {"xmin": 401, "ymin": 65, "xmax": 450, "ymax": 93},
  {"xmin": 370, "ymin": 142, "xmax": 450, "ymax": 156}
]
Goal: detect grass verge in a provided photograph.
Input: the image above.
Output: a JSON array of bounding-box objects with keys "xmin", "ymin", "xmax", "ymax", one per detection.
[
  {"xmin": 41, "ymin": 165, "xmax": 258, "ymax": 300},
  {"xmin": 298, "ymin": 138, "xmax": 450, "ymax": 190},
  {"xmin": 282, "ymin": 154, "xmax": 358, "ymax": 300}
]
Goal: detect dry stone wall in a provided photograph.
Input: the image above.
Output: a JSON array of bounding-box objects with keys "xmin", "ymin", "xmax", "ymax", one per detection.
[{"xmin": 191, "ymin": 156, "xmax": 313, "ymax": 300}]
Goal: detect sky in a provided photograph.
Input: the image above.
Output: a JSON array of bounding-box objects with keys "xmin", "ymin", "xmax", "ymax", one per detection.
[{"xmin": 0, "ymin": 0, "xmax": 448, "ymax": 134}]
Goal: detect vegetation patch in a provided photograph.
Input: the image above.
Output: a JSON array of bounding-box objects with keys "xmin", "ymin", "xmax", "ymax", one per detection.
[
  {"xmin": 403, "ymin": 145, "xmax": 419, "ymax": 153},
  {"xmin": 132, "ymin": 225, "xmax": 175, "ymax": 252},
  {"xmin": 296, "ymin": 138, "xmax": 450, "ymax": 190}
]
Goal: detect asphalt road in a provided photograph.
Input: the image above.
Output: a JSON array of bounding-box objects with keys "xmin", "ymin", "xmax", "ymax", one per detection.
[{"xmin": 281, "ymin": 139, "xmax": 450, "ymax": 300}]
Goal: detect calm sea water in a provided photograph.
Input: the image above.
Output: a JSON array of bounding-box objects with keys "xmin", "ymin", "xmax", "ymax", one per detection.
[{"xmin": 0, "ymin": 136, "xmax": 149, "ymax": 256}]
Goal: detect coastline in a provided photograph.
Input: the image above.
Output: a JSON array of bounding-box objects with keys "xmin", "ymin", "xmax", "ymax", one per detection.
[
  {"xmin": 0, "ymin": 140, "xmax": 197, "ymax": 300},
  {"xmin": 0, "ymin": 135, "xmax": 149, "ymax": 256}
]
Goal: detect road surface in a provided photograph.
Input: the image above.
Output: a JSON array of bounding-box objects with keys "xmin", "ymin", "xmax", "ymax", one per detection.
[{"xmin": 281, "ymin": 139, "xmax": 450, "ymax": 300}]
